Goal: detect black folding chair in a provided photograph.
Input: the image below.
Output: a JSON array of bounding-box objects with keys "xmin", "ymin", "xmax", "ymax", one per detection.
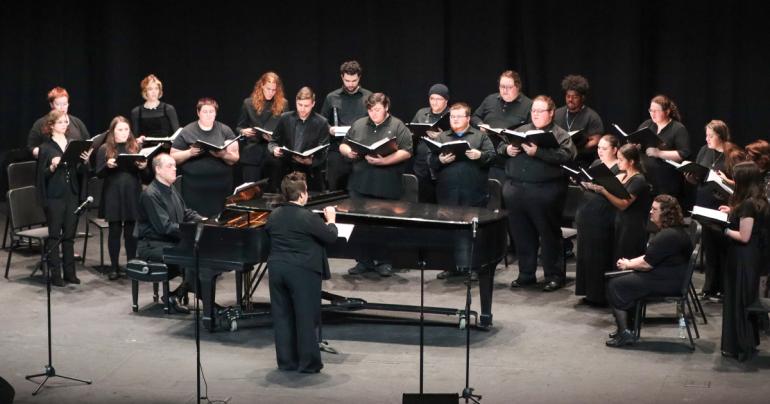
[
  {"xmin": 5, "ymin": 186, "xmax": 49, "ymax": 279},
  {"xmin": 3, "ymin": 160, "xmax": 38, "ymax": 249}
]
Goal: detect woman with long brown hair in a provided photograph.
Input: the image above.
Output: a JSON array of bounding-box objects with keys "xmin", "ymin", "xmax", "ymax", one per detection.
[
  {"xmin": 719, "ymin": 161, "xmax": 768, "ymax": 361},
  {"xmin": 235, "ymin": 72, "xmax": 289, "ymax": 182},
  {"xmin": 95, "ymin": 116, "xmax": 150, "ymax": 280}
]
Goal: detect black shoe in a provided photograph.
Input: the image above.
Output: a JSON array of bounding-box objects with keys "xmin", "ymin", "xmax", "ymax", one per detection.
[
  {"xmin": 64, "ymin": 276, "xmax": 81, "ymax": 284},
  {"xmin": 606, "ymin": 329, "xmax": 635, "ymax": 347},
  {"xmin": 608, "ymin": 330, "xmax": 619, "ymax": 339},
  {"xmin": 162, "ymin": 295, "xmax": 190, "ymax": 314},
  {"xmin": 374, "ymin": 263, "xmax": 393, "ymax": 277},
  {"xmin": 436, "ymin": 269, "xmax": 457, "ymax": 280},
  {"xmin": 108, "ymin": 270, "xmax": 120, "ymax": 281},
  {"xmin": 51, "ymin": 277, "xmax": 65, "ymax": 287},
  {"xmin": 510, "ymin": 278, "xmax": 536, "ymax": 288},
  {"xmin": 543, "ymin": 281, "xmax": 562, "ymax": 292},
  {"xmin": 347, "ymin": 262, "xmax": 372, "ymax": 275}
]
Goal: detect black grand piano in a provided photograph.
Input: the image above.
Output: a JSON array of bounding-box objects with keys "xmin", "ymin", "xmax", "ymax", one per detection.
[{"xmin": 163, "ymin": 189, "xmax": 507, "ymax": 331}]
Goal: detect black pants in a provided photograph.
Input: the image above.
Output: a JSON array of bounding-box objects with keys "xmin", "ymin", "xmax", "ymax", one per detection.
[
  {"xmin": 268, "ymin": 263, "xmax": 323, "ymax": 372},
  {"xmin": 503, "ymin": 179, "xmax": 567, "ymax": 283},
  {"xmin": 325, "ymin": 150, "xmax": 351, "ymax": 191},
  {"xmin": 45, "ymin": 191, "xmax": 79, "ymax": 280},
  {"xmin": 108, "ymin": 220, "xmax": 137, "ymax": 271}
]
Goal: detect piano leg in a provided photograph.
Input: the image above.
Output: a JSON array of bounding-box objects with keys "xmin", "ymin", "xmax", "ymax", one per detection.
[
  {"xmin": 198, "ymin": 268, "xmax": 219, "ymax": 331},
  {"xmin": 478, "ymin": 263, "xmax": 495, "ymax": 328}
]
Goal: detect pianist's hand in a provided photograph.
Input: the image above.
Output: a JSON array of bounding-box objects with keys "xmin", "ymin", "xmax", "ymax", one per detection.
[
  {"xmin": 323, "ymin": 206, "xmax": 336, "ymax": 224},
  {"xmin": 438, "ymin": 152, "xmax": 455, "ymax": 164},
  {"xmin": 107, "ymin": 158, "xmax": 117, "ymax": 168}
]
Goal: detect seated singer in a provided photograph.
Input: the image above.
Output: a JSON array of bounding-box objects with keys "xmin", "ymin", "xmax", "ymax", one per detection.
[
  {"xmin": 265, "ymin": 172, "xmax": 338, "ymax": 373},
  {"xmin": 267, "ymin": 86, "xmax": 330, "ymax": 192},
  {"xmin": 606, "ymin": 194, "xmax": 693, "ymax": 347},
  {"xmin": 135, "ymin": 153, "xmax": 204, "ymax": 314}
]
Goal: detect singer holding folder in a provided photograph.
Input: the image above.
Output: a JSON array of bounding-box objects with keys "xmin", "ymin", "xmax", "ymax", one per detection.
[
  {"xmin": 501, "ymin": 95, "xmax": 576, "ymax": 292},
  {"xmin": 268, "ymin": 87, "xmax": 330, "ymax": 192},
  {"xmin": 319, "ymin": 60, "xmax": 372, "ymax": 191},
  {"xmin": 95, "ymin": 116, "xmax": 151, "ymax": 281},
  {"xmin": 170, "ymin": 98, "xmax": 239, "ymax": 217},
  {"xmin": 265, "ymin": 172, "xmax": 337, "ymax": 373},
  {"xmin": 136, "ymin": 153, "xmax": 204, "ymax": 313},
  {"xmin": 36, "ymin": 110, "xmax": 92, "ymax": 286}
]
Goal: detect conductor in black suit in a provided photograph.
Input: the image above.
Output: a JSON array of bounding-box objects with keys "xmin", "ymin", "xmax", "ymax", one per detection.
[
  {"xmin": 268, "ymin": 87, "xmax": 330, "ymax": 192},
  {"xmin": 265, "ymin": 172, "xmax": 338, "ymax": 373}
]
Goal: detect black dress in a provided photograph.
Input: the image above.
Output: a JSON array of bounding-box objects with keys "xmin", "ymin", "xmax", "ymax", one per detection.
[
  {"xmin": 172, "ymin": 121, "xmax": 236, "ymax": 217},
  {"xmin": 95, "ymin": 143, "xmax": 148, "ymax": 221},
  {"xmin": 607, "ymin": 226, "xmax": 693, "ymax": 310},
  {"xmin": 235, "ymin": 98, "xmax": 284, "ymax": 182},
  {"xmin": 130, "ymin": 102, "xmax": 180, "ymax": 137},
  {"xmin": 575, "ymin": 161, "xmax": 619, "ymax": 303},
  {"xmin": 721, "ymin": 201, "xmax": 765, "ymax": 361},
  {"xmin": 637, "ymin": 119, "xmax": 690, "ymax": 198},
  {"xmin": 614, "ymin": 173, "xmax": 652, "ymax": 261},
  {"xmin": 694, "ymin": 145, "xmax": 729, "ymax": 296}
]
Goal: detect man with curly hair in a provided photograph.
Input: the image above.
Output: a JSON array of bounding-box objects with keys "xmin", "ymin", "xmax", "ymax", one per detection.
[{"xmin": 553, "ymin": 75, "xmax": 604, "ymax": 168}]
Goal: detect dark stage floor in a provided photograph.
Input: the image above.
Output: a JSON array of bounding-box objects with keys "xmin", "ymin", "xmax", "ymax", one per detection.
[{"xmin": 1, "ymin": 210, "xmax": 769, "ymax": 403}]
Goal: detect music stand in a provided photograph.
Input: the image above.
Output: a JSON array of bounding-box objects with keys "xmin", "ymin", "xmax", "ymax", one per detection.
[{"xmin": 25, "ymin": 210, "xmax": 92, "ymax": 395}]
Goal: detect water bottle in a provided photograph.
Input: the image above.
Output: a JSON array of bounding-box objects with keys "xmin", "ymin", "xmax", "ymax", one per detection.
[{"xmin": 678, "ymin": 315, "xmax": 687, "ymax": 339}]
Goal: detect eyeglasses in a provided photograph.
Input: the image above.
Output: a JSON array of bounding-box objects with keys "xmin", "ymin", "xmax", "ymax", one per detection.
[{"xmin": 531, "ymin": 109, "xmax": 550, "ymax": 114}]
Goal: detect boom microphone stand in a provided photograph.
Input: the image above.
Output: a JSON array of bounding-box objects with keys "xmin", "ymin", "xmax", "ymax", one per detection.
[
  {"xmin": 26, "ymin": 201, "xmax": 92, "ymax": 395},
  {"xmin": 461, "ymin": 217, "xmax": 481, "ymax": 404}
]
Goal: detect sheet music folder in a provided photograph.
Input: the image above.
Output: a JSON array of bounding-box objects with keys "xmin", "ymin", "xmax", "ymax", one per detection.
[
  {"xmin": 344, "ymin": 137, "xmax": 398, "ymax": 156},
  {"xmin": 59, "ymin": 140, "xmax": 93, "ymax": 166},
  {"xmin": 405, "ymin": 113, "xmax": 450, "ymax": 138}
]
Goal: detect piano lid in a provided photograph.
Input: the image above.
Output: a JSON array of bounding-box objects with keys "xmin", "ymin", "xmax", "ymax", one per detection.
[
  {"xmin": 227, "ymin": 190, "xmax": 348, "ymax": 212},
  {"xmin": 313, "ymin": 198, "xmax": 507, "ymax": 226}
]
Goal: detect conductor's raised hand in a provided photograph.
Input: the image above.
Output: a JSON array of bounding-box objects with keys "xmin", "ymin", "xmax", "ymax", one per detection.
[{"xmin": 323, "ymin": 206, "xmax": 336, "ymax": 223}]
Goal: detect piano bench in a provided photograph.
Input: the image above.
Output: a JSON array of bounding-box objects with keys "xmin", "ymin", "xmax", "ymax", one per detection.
[{"xmin": 125, "ymin": 259, "xmax": 180, "ymax": 314}]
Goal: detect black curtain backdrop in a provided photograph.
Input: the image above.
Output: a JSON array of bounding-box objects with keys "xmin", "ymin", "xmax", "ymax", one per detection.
[{"xmin": 2, "ymin": 0, "xmax": 769, "ymax": 156}]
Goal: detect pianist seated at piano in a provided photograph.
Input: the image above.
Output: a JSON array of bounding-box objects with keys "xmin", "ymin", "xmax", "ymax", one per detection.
[
  {"xmin": 265, "ymin": 172, "xmax": 338, "ymax": 373},
  {"xmin": 267, "ymin": 86, "xmax": 330, "ymax": 192},
  {"xmin": 135, "ymin": 153, "xmax": 205, "ymax": 314}
]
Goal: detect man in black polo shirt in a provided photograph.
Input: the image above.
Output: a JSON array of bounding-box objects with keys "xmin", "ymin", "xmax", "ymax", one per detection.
[
  {"xmin": 410, "ymin": 83, "xmax": 450, "ymax": 203},
  {"xmin": 268, "ymin": 87, "xmax": 330, "ymax": 191},
  {"xmin": 339, "ymin": 93, "xmax": 413, "ymax": 276},
  {"xmin": 319, "ymin": 60, "xmax": 373, "ymax": 191},
  {"xmin": 553, "ymin": 74, "xmax": 604, "ymax": 168},
  {"xmin": 428, "ymin": 102, "xmax": 495, "ymax": 280},
  {"xmin": 471, "ymin": 70, "xmax": 532, "ymax": 183},
  {"xmin": 500, "ymin": 95, "xmax": 576, "ymax": 292}
]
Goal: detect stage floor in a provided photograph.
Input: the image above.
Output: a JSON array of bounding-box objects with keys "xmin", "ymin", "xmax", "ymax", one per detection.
[{"xmin": 1, "ymin": 213, "xmax": 769, "ymax": 403}]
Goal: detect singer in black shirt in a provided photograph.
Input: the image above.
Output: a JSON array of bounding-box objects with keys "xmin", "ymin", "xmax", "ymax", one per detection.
[
  {"xmin": 319, "ymin": 60, "xmax": 373, "ymax": 190},
  {"xmin": 410, "ymin": 83, "xmax": 450, "ymax": 203}
]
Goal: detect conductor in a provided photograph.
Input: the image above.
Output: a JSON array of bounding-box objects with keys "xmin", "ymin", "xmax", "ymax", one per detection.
[{"xmin": 265, "ymin": 172, "xmax": 338, "ymax": 373}]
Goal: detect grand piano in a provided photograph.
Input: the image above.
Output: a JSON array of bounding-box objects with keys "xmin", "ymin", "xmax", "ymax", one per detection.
[{"xmin": 163, "ymin": 189, "xmax": 508, "ymax": 331}]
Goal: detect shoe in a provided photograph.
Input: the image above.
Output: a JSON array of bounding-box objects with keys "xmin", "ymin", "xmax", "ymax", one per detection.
[
  {"xmin": 608, "ymin": 330, "xmax": 618, "ymax": 339},
  {"xmin": 543, "ymin": 281, "xmax": 562, "ymax": 292},
  {"xmin": 162, "ymin": 295, "xmax": 190, "ymax": 314},
  {"xmin": 469, "ymin": 271, "xmax": 479, "ymax": 282},
  {"xmin": 347, "ymin": 262, "xmax": 372, "ymax": 275},
  {"xmin": 51, "ymin": 277, "xmax": 65, "ymax": 287},
  {"xmin": 64, "ymin": 276, "xmax": 81, "ymax": 284},
  {"xmin": 374, "ymin": 263, "xmax": 393, "ymax": 277},
  {"xmin": 479, "ymin": 314, "xmax": 493, "ymax": 329},
  {"xmin": 510, "ymin": 278, "xmax": 536, "ymax": 288},
  {"xmin": 108, "ymin": 270, "xmax": 120, "ymax": 281},
  {"xmin": 436, "ymin": 269, "xmax": 458, "ymax": 280},
  {"xmin": 605, "ymin": 329, "xmax": 635, "ymax": 347}
]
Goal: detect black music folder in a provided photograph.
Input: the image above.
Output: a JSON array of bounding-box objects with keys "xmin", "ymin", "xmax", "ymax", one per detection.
[
  {"xmin": 664, "ymin": 160, "xmax": 710, "ymax": 182},
  {"xmin": 561, "ymin": 163, "xmax": 590, "ymax": 182},
  {"xmin": 344, "ymin": 137, "xmax": 399, "ymax": 157},
  {"xmin": 406, "ymin": 113, "xmax": 450, "ymax": 138},
  {"xmin": 500, "ymin": 129, "xmax": 560, "ymax": 148},
  {"xmin": 142, "ymin": 128, "xmax": 183, "ymax": 144},
  {"xmin": 280, "ymin": 143, "xmax": 329, "ymax": 158},
  {"xmin": 613, "ymin": 124, "xmax": 661, "ymax": 150},
  {"xmin": 703, "ymin": 170, "xmax": 734, "ymax": 198},
  {"xmin": 568, "ymin": 129, "xmax": 587, "ymax": 147},
  {"xmin": 583, "ymin": 163, "xmax": 631, "ymax": 199},
  {"xmin": 421, "ymin": 137, "xmax": 471, "ymax": 157},
  {"xmin": 59, "ymin": 139, "xmax": 93, "ymax": 166},
  {"xmin": 194, "ymin": 134, "xmax": 243, "ymax": 152},
  {"xmin": 116, "ymin": 143, "xmax": 163, "ymax": 166}
]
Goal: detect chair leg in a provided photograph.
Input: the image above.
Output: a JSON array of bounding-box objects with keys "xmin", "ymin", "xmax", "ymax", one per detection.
[
  {"xmin": 163, "ymin": 281, "xmax": 170, "ymax": 314},
  {"xmin": 684, "ymin": 296, "xmax": 700, "ymax": 339},
  {"xmin": 689, "ymin": 281, "xmax": 708, "ymax": 324},
  {"xmin": 2, "ymin": 216, "xmax": 9, "ymax": 249},
  {"xmin": 131, "ymin": 280, "xmax": 139, "ymax": 312},
  {"xmin": 98, "ymin": 227, "xmax": 105, "ymax": 269},
  {"xmin": 4, "ymin": 241, "xmax": 13, "ymax": 279},
  {"xmin": 682, "ymin": 302, "xmax": 696, "ymax": 350},
  {"xmin": 634, "ymin": 302, "xmax": 644, "ymax": 340}
]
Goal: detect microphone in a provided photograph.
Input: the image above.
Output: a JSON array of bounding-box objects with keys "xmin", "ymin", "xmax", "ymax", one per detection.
[
  {"xmin": 193, "ymin": 222, "xmax": 205, "ymax": 249},
  {"xmin": 73, "ymin": 196, "xmax": 94, "ymax": 215}
]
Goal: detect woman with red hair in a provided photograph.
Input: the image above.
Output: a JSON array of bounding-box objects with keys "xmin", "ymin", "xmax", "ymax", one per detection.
[{"xmin": 27, "ymin": 87, "xmax": 90, "ymax": 159}]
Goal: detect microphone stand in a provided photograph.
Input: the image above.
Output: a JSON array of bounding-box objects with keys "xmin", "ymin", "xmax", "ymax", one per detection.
[
  {"xmin": 25, "ymin": 203, "xmax": 92, "ymax": 395},
  {"xmin": 194, "ymin": 225, "xmax": 203, "ymax": 403},
  {"xmin": 461, "ymin": 218, "xmax": 481, "ymax": 404}
]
